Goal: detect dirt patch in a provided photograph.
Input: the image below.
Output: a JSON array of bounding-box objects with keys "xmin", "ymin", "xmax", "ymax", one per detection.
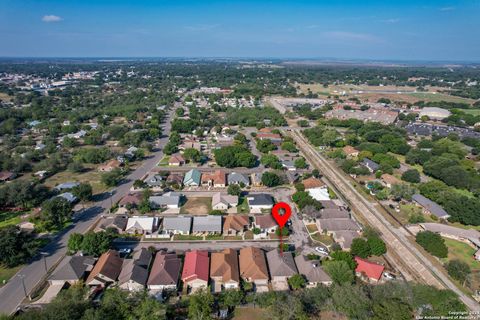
[{"xmin": 180, "ymin": 197, "xmax": 211, "ymax": 215}]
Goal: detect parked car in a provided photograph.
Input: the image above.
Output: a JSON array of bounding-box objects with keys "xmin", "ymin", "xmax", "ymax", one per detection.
[
  {"xmin": 315, "ymin": 246, "xmax": 329, "ymax": 256},
  {"xmin": 383, "ymin": 272, "xmax": 396, "ymax": 280}
]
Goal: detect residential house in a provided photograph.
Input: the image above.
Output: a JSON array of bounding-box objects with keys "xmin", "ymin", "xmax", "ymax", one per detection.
[
  {"xmin": 183, "ymin": 169, "xmax": 201, "ymax": 187},
  {"xmin": 223, "ymin": 215, "xmax": 250, "ymax": 236},
  {"xmin": 380, "ymin": 174, "xmax": 401, "ymax": 188},
  {"xmin": 149, "ymin": 192, "xmax": 182, "ymax": 209},
  {"xmin": 169, "ymin": 153, "xmax": 185, "ymax": 166},
  {"xmin": 281, "ymin": 160, "xmax": 296, "ymax": 171},
  {"xmin": 57, "ymin": 192, "xmax": 78, "ymax": 203},
  {"xmin": 0, "ymin": 171, "xmax": 16, "ymax": 182},
  {"xmin": 147, "ymin": 251, "xmax": 182, "ymax": 292},
  {"xmin": 48, "ymin": 256, "xmax": 95, "ymax": 286},
  {"xmin": 132, "ymin": 248, "xmax": 152, "ymax": 269},
  {"xmin": 355, "ymin": 257, "xmax": 385, "ymax": 283},
  {"xmin": 54, "ymin": 181, "xmax": 80, "ymax": 191},
  {"xmin": 253, "ymin": 215, "xmax": 278, "ymax": 238},
  {"xmin": 239, "ymin": 247, "xmax": 269, "ymax": 292},
  {"xmin": 250, "ymin": 173, "xmax": 263, "ymax": 187},
  {"xmin": 98, "ymin": 159, "xmax": 122, "ymax": 172},
  {"xmin": 343, "ymin": 146, "xmax": 359, "ymax": 158},
  {"xmin": 166, "ymin": 173, "xmax": 183, "ymax": 186},
  {"xmin": 182, "ymin": 250, "xmax": 210, "ymax": 293},
  {"xmin": 86, "ymin": 250, "xmax": 123, "ymax": 287},
  {"xmin": 201, "ymin": 170, "xmax": 226, "ymax": 188},
  {"xmin": 294, "ymin": 255, "xmax": 332, "ymax": 288},
  {"xmin": 302, "ymin": 177, "xmax": 325, "ymax": 190},
  {"xmin": 333, "ymin": 231, "xmax": 360, "ymax": 250},
  {"xmin": 212, "ymin": 192, "xmax": 238, "ymax": 210},
  {"xmin": 412, "ymin": 194, "xmax": 450, "ymax": 220},
  {"xmin": 227, "ymin": 172, "xmax": 250, "ymax": 186},
  {"xmin": 162, "ymin": 216, "xmax": 192, "ymax": 235},
  {"xmin": 266, "ymin": 249, "xmax": 298, "ymax": 291},
  {"xmin": 119, "ymin": 193, "xmax": 143, "ymax": 208},
  {"xmin": 362, "ymin": 159, "xmax": 380, "ymax": 173},
  {"xmin": 247, "ymin": 194, "xmax": 274, "ymax": 213},
  {"xmin": 192, "ymin": 216, "xmax": 222, "ymax": 235},
  {"xmin": 125, "ymin": 216, "xmax": 159, "ymax": 234},
  {"xmin": 319, "ymin": 208, "xmax": 350, "ymax": 219},
  {"xmin": 257, "ymin": 133, "xmax": 282, "ymax": 146},
  {"xmin": 94, "ymin": 216, "xmax": 128, "ymax": 233},
  {"xmin": 125, "ymin": 146, "xmax": 138, "ymax": 159},
  {"xmin": 317, "ymin": 218, "xmax": 361, "ymax": 250},
  {"xmin": 118, "ymin": 259, "xmax": 149, "ymax": 292},
  {"xmin": 145, "ymin": 174, "xmax": 164, "ymax": 188},
  {"xmin": 210, "ymin": 249, "xmax": 240, "ymax": 292}
]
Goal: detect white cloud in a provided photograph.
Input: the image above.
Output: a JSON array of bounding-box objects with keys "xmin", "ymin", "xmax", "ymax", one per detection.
[
  {"xmin": 439, "ymin": 6, "xmax": 455, "ymax": 11},
  {"xmin": 42, "ymin": 15, "xmax": 63, "ymax": 23},
  {"xmin": 184, "ymin": 24, "xmax": 219, "ymax": 32},
  {"xmin": 322, "ymin": 31, "xmax": 380, "ymax": 42},
  {"xmin": 381, "ymin": 18, "xmax": 400, "ymax": 24}
]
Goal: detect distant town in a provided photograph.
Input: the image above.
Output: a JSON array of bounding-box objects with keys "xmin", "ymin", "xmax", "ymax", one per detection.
[{"xmin": 0, "ymin": 58, "xmax": 479, "ymax": 319}]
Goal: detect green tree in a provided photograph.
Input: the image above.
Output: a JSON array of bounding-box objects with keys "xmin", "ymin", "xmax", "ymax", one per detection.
[
  {"xmin": 101, "ymin": 168, "xmax": 123, "ymax": 187},
  {"xmin": 40, "ymin": 197, "xmax": 73, "ymax": 230},
  {"xmin": 261, "ymin": 172, "xmax": 281, "ymax": 187},
  {"xmin": 68, "ymin": 233, "xmax": 84, "ymax": 253},
  {"xmin": 401, "ymin": 169, "xmax": 421, "ymax": 183},
  {"xmin": 188, "ymin": 288, "xmax": 214, "ymax": 320},
  {"xmin": 0, "ymin": 226, "xmax": 37, "ymax": 267},
  {"xmin": 287, "ymin": 274, "xmax": 306, "ymax": 290},
  {"xmin": 281, "ymin": 141, "xmax": 298, "ymax": 152},
  {"xmin": 351, "ymin": 238, "xmax": 371, "ymax": 258},
  {"xmin": 294, "ymin": 158, "xmax": 307, "ymax": 169},
  {"xmin": 183, "ymin": 148, "xmax": 202, "ymax": 163},
  {"xmin": 72, "ymin": 183, "xmax": 93, "ymax": 207},
  {"xmin": 367, "ymin": 236, "xmax": 387, "ymax": 256},
  {"xmin": 261, "ymin": 154, "xmax": 282, "ymax": 169},
  {"xmin": 227, "ymin": 184, "xmax": 241, "ymax": 196},
  {"xmin": 219, "ymin": 289, "xmax": 244, "ymax": 308},
  {"xmin": 415, "ymin": 231, "xmax": 448, "ymax": 258},
  {"xmin": 80, "ymin": 231, "xmax": 113, "ymax": 256},
  {"xmin": 445, "ymin": 259, "xmax": 471, "ymax": 284},
  {"xmin": 323, "ymin": 260, "xmax": 355, "ymax": 285}
]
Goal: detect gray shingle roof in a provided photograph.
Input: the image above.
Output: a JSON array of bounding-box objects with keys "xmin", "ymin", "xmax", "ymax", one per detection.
[
  {"xmin": 294, "ymin": 255, "xmax": 331, "ymax": 284},
  {"xmin": 266, "ymin": 249, "xmax": 297, "ymax": 277},
  {"xmin": 49, "ymin": 256, "xmax": 95, "ymax": 282},
  {"xmin": 247, "ymin": 194, "xmax": 274, "ymax": 206},
  {"xmin": 412, "ymin": 194, "xmax": 449, "ymax": 218},
  {"xmin": 192, "ymin": 216, "xmax": 222, "ymax": 233},
  {"xmin": 162, "ymin": 216, "xmax": 192, "ymax": 233}
]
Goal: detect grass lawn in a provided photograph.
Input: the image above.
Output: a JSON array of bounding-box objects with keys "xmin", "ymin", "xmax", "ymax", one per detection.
[
  {"xmin": 310, "ymin": 232, "xmax": 334, "ymax": 246},
  {"xmin": 173, "ymin": 234, "xmax": 203, "ymax": 241},
  {"xmin": 233, "ymin": 307, "xmax": 268, "ymax": 320},
  {"xmin": 0, "ymin": 265, "xmax": 22, "ymax": 287},
  {"xmin": 157, "ymin": 155, "xmax": 170, "ymax": 166},
  {"xmin": 205, "ymin": 234, "xmax": 223, "ymax": 240},
  {"xmin": 43, "ymin": 165, "xmax": 107, "ymax": 195},
  {"xmin": 237, "ymin": 197, "xmax": 250, "ymax": 214},
  {"xmin": 0, "ymin": 211, "xmax": 25, "ymax": 228},
  {"xmin": 464, "ymin": 109, "xmax": 480, "ymax": 116},
  {"xmin": 306, "ymin": 224, "xmax": 318, "ymax": 233},
  {"xmin": 180, "ymin": 197, "xmax": 212, "ymax": 215},
  {"xmin": 244, "ymin": 230, "xmax": 254, "ymax": 240},
  {"xmin": 441, "ymin": 238, "xmax": 480, "ymax": 271}
]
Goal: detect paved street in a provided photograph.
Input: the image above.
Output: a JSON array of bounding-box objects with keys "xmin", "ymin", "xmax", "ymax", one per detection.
[
  {"xmin": 115, "ymin": 240, "xmax": 281, "ymax": 252},
  {"xmin": 0, "ymin": 109, "xmax": 175, "ymax": 315},
  {"xmin": 287, "ymin": 129, "xmax": 480, "ymax": 312}
]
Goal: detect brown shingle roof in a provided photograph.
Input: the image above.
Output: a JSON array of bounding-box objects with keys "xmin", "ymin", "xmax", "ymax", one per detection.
[
  {"xmin": 147, "ymin": 251, "xmax": 181, "ymax": 286},
  {"xmin": 223, "ymin": 215, "xmax": 250, "ymax": 233},
  {"xmin": 86, "ymin": 250, "xmax": 123, "ymax": 284},
  {"xmin": 254, "ymin": 215, "xmax": 277, "ymax": 229},
  {"xmin": 302, "ymin": 177, "xmax": 325, "ymax": 189},
  {"xmin": 239, "ymin": 247, "xmax": 269, "ymax": 281},
  {"xmin": 210, "ymin": 249, "xmax": 240, "ymax": 283}
]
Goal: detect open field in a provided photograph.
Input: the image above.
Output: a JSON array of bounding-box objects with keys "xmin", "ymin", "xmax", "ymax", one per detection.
[
  {"xmin": 0, "ymin": 92, "xmax": 12, "ymax": 101},
  {"xmin": 295, "ymin": 83, "xmax": 476, "ymax": 105},
  {"xmin": 442, "ymin": 238, "xmax": 480, "ymax": 271},
  {"xmin": 43, "ymin": 166, "xmax": 107, "ymax": 195},
  {"xmin": 464, "ymin": 109, "xmax": 480, "ymax": 116},
  {"xmin": 179, "ymin": 197, "xmax": 211, "ymax": 215},
  {"xmin": 237, "ymin": 197, "xmax": 250, "ymax": 214},
  {"xmin": 0, "ymin": 211, "xmax": 25, "ymax": 228},
  {"xmin": 233, "ymin": 307, "xmax": 268, "ymax": 320},
  {"xmin": 306, "ymin": 223, "xmax": 318, "ymax": 233}
]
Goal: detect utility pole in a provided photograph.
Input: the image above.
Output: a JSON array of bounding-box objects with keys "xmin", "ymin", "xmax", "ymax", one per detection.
[
  {"xmin": 18, "ymin": 275, "xmax": 28, "ymax": 300},
  {"xmin": 40, "ymin": 252, "xmax": 48, "ymax": 273}
]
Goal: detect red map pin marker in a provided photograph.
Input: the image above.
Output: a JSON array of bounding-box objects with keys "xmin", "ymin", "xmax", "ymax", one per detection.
[{"xmin": 271, "ymin": 202, "xmax": 291, "ymax": 228}]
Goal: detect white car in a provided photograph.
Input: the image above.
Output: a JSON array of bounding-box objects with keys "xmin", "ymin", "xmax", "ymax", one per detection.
[
  {"xmin": 314, "ymin": 246, "xmax": 329, "ymax": 255},
  {"xmin": 119, "ymin": 248, "xmax": 132, "ymax": 254},
  {"xmin": 383, "ymin": 272, "xmax": 396, "ymax": 280}
]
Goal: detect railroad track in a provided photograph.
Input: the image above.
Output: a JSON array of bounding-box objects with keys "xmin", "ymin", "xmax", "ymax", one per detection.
[{"xmin": 286, "ymin": 129, "xmax": 480, "ymax": 311}]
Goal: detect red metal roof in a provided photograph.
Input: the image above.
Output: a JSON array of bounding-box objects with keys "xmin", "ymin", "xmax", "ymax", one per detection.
[
  {"xmin": 181, "ymin": 250, "xmax": 209, "ymax": 283},
  {"xmin": 355, "ymin": 257, "xmax": 384, "ymax": 281}
]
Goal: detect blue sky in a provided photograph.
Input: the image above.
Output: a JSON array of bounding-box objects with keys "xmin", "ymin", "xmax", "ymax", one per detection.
[{"xmin": 0, "ymin": 0, "xmax": 479, "ymax": 61}]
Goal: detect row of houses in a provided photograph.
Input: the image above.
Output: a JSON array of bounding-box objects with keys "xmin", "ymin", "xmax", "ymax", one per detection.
[
  {"xmin": 49, "ymin": 248, "xmax": 333, "ymax": 295},
  {"xmin": 96, "ymin": 212, "xmax": 279, "ymax": 238}
]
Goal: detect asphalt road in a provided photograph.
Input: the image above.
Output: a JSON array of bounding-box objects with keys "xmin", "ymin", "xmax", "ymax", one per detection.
[
  {"xmin": 287, "ymin": 129, "xmax": 480, "ymax": 311},
  {"xmin": 0, "ymin": 109, "xmax": 175, "ymax": 316}
]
